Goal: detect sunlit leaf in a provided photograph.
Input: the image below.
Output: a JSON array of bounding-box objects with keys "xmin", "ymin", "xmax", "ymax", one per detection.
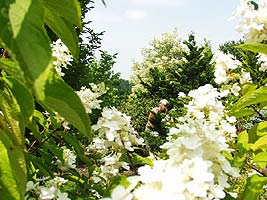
[
  {"xmin": 39, "ymin": 72, "xmax": 91, "ymax": 139},
  {"xmin": 44, "ymin": 8, "xmax": 79, "ymax": 59},
  {"xmin": 0, "ymin": 129, "xmax": 26, "ymax": 200},
  {"xmin": 253, "ymin": 152, "xmax": 267, "ymax": 168},
  {"xmin": 241, "ymin": 174, "xmax": 267, "ymax": 200},
  {"xmin": 251, "ymin": 135, "xmax": 267, "ymax": 151},
  {"xmin": 238, "ymin": 43, "xmax": 267, "ymax": 55},
  {"xmin": 233, "ymin": 86, "xmax": 267, "ymax": 112},
  {"xmin": 40, "ymin": 0, "xmax": 82, "ymax": 29}
]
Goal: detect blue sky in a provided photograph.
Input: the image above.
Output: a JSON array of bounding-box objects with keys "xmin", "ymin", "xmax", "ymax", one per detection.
[{"xmin": 86, "ymin": 0, "xmax": 241, "ymax": 80}]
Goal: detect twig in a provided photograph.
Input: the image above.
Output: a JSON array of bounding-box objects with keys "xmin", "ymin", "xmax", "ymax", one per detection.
[{"xmin": 28, "ymin": 128, "xmax": 60, "ymax": 153}]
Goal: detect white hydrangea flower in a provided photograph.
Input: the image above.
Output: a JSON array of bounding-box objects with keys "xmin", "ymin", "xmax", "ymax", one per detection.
[
  {"xmin": 101, "ymin": 177, "xmax": 139, "ymax": 200},
  {"xmin": 76, "ymin": 83, "xmax": 107, "ymax": 113},
  {"xmin": 240, "ymin": 69, "xmax": 252, "ymax": 84},
  {"xmin": 212, "ymin": 51, "xmax": 241, "ymax": 84},
  {"xmin": 39, "ymin": 186, "xmax": 56, "ymax": 200},
  {"xmin": 63, "ymin": 149, "xmax": 76, "ymax": 169},
  {"xmin": 26, "ymin": 176, "xmax": 70, "ymax": 200},
  {"xmin": 51, "ymin": 39, "xmax": 73, "ymax": 76},
  {"xmin": 231, "ymin": 83, "xmax": 241, "ymax": 96},
  {"xmin": 92, "ymin": 107, "xmax": 144, "ymax": 151},
  {"xmin": 130, "ymin": 30, "xmax": 187, "ymax": 94},
  {"xmin": 178, "ymin": 92, "xmax": 186, "ymax": 98},
  {"xmin": 26, "ymin": 181, "xmax": 38, "ymax": 191},
  {"xmin": 56, "ymin": 190, "xmax": 71, "ymax": 200},
  {"xmin": 231, "ymin": 0, "xmax": 267, "ymax": 42},
  {"xmin": 49, "ymin": 177, "xmax": 68, "ymax": 187},
  {"xmin": 258, "ymin": 53, "xmax": 267, "ymax": 71},
  {"xmin": 105, "ymin": 84, "xmax": 239, "ymax": 200},
  {"xmin": 91, "ymin": 107, "xmax": 144, "ymax": 182}
]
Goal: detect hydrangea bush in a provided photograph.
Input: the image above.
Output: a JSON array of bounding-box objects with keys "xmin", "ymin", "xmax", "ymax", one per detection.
[{"xmin": 1, "ymin": 0, "xmax": 267, "ymax": 200}]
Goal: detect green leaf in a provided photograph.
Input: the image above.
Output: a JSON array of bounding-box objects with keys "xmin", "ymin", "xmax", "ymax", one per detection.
[
  {"xmin": 248, "ymin": 124, "xmax": 261, "ymax": 143},
  {"xmin": 253, "ymin": 152, "xmax": 267, "ymax": 168},
  {"xmin": 43, "ymin": 143, "xmax": 64, "ymax": 163},
  {"xmin": 132, "ymin": 154, "xmax": 154, "ymax": 166},
  {"xmin": 0, "ymin": 129, "xmax": 26, "ymax": 200},
  {"xmin": 40, "ymin": 0, "xmax": 82, "ymax": 29},
  {"xmin": 241, "ymin": 174, "xmax": 267, "ymax": 200},
  {"xmin": 238, "ymin": 43, "xmax": 267, "ymax": 55},
  {"xmin": 248, "ymin": 122, "xmax": 267, "ymax": 144},
  {"xmin": 256, "ymin": 121, "xmax": 267, "ymax": 137},
  {"xmin": 39, "ymin": 72, "xmax": 91, "ymax": 139},
  {"xmin": 230, "ymin": 108, "xmax": 254, "ymax": 118},
  {"xmin": 237, "ymin": 130, "xmax": 250, "ymax": 151},
  {"xmin": 0, "ymin": 59, "xmax": 24, "ymax": 82},
  {"xmin": 0, "ymin": 84, "xmax": 24, "ymax": 145},
  {"xmin": 44, "ymin": 8, "xmax": 79, "ymax": 59},
  {"xmin": 233, "ymin": 86, "xmax": 267, "ymax": 112},
  {"xmin": 61, "ymin": 132, "xmax": 92, "ymax": 166},
  {"xmin": 4, "ymin": 76, "xmax": 34, "ymax": 125},
  {"xmin": 251, "ymin": 135, "xmax": 267, "ymax": 151},
  {"xmin": 25, "ymin": 154, "xmax": 52, "ymax": 177},
  {"xmin": 241, "ymin": 83, "xmax": 258, "ymax": 95},
  {"xmin": 8, "ymin": 0, "xmax": 52, "ymax": 93}
]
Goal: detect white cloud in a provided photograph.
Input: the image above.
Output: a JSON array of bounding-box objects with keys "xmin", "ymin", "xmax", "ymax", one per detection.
[
  {"xmin": 125, "ymin": 10, "xmax": 147, "ymax": 20},
  {"xmin": 129, "ymin": 0, "xmax": 185, "ymax": 7}
]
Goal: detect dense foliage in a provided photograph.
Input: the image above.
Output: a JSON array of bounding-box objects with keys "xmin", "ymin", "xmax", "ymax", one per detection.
[{"xmin": 1, "ymin": 0, "xmax": 267, "ymax": 200}]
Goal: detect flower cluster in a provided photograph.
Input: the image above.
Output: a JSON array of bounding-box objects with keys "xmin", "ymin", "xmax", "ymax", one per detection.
[
  {"xmin": 231, "ymin": 0, "xmax": 267, "ymax": 42},
  {"xmin": 258, "ymin": 53, "xmax": 267, "ymax": 72},
  {"xmin": 87, "ymin": 107, "xmax": 144, "ymax": 182},
  {"xmin": 212, "ymin": 50, "xmax": 252, "ymax": 96},
  {"xmin": 105, "ymin": 85, "xmax": 239, "ymax": 200},
  {"xmin": 130, "ymin": 30, "xmax": 188, "ymax": 93},
  {"xmin": 91, "ymin": 107, "xmax": 144, "ymax": 151},
  {"xmin": 51, "ymin": 39, "xmax": 73, "ymax": 76},
  {"xmin": 76, "ymin": 83, "xmax": 107, "ymax": 114},
  {"xmin": 25, "ymin": 177, "xmax": 70, "ymax": 200},
  {"xmin": 57, "ymin": 148, "xmax": 77, "ymax": 170}
]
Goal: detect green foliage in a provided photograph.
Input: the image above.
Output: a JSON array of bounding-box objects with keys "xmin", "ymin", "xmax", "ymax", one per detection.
[
  {"xmin": 125, "ymin": 32, "xmax": 214, "ymax": 152},
  {"xmin": 241, "ymin": 174, "xmax": 267, "ymax": 200},
  {"xmin": 131, "ymin": 31, "xmax": 215, "ymax": 97},
  {"xmin": 238, "ymin": 43, "xmax": 267, "ymax": 55},
  {"xmin": 227, "ymin": 42, "xmax": 267, "ymax": 199},
  {"xmin": 0, "ymin": 0, "xmax": 91, "ymax": 198}
]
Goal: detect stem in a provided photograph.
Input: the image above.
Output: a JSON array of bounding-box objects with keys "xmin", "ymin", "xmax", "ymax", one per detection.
[
  {"xmin": 2, "ymin": 49, "xmax": 8, "ymax": 59},
  {"xmin": 28, "ymin": 128, "xmax": 59, "ymax": 153},
  {"xmin": 246, "ymin": 162, "xmax": 267, "ymax": 177},
  {"xmin": 0, "ymin": 49, "xmax": 8, "ymax": 76},
  {"xmin": 251, "ymin": 105, "xmax": 267, "ymax": 121},
  {"xmin": 126, "ymin": 151, "xmax": 137, "ymax": 174}
]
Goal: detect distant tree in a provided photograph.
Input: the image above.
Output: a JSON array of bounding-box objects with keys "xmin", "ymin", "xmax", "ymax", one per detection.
[
  {"xmin": 122, "ymin": 31, "xmax": 215, "ymax": 139},
  {"xmin": 131, "ymin": 31, "xmax": 215, "ymax": 98}
]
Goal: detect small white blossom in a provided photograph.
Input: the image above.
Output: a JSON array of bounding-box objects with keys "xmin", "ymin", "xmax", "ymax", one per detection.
[
  {"xmin": 51, "ymin": 39, "xmax": 73, "ymax": 76},
  {"xmin": 231, "ymin": 83, "xmax": 241, "ymax": 96},
  {"xmin": 39, "ymin": 186, "xmax": 56, "ymax": 200},
  {"xmin": 63, "ymin": 149, "xmax": 76, "ymax": 169},
  {"xmin": 212, "ymin": 51, "xmax": 241, "ymax": 84},
  {"xmin": 258, "ymin": 53, "xmax": 267, "ymax": 71},
  {"xmin": 240, "ymin": 69, "xmax": 252, "ymax": 84},
  {"xmin": 56, "ymin": 190, "xmax": 71, "ymax": 200},
  {"xmin": 76, "ymin": 83, "xmax": 107, "ymax": 113},
  {"xmin": 178, "ymin": 92, "xmax": 186, "ymax": 98},
  {"xmin": 26, "ymin": 181, "xmax": 38, "ymax": 191}
]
